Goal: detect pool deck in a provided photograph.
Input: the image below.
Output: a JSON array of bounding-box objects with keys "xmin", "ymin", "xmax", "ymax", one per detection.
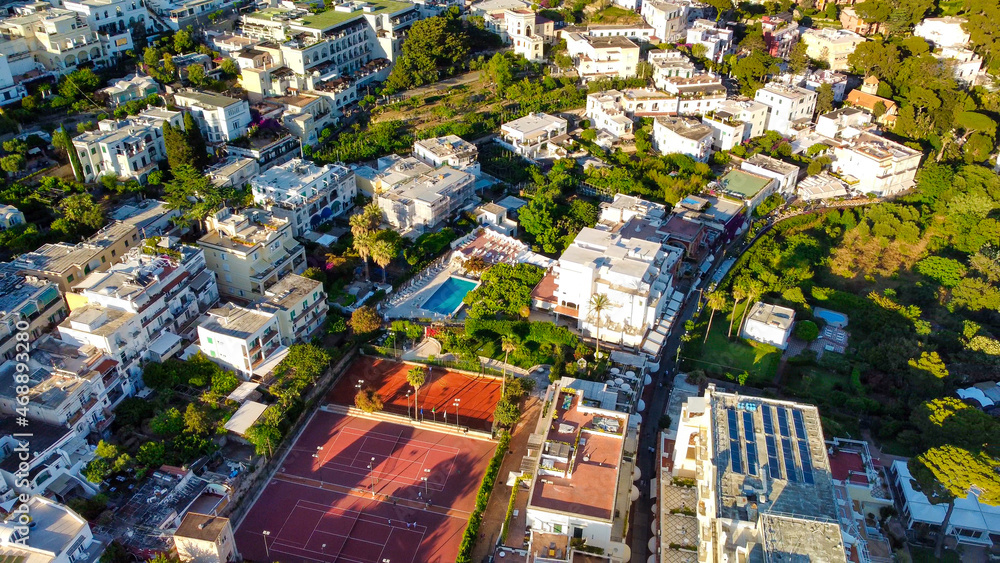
[{"xmin": 385, "ymin": 263, "xmax": 466, "ymax": 320}]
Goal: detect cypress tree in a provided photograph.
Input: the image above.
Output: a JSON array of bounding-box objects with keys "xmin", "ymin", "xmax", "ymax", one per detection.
[
  {"xmin": 163, "ymin": 121, "xmax": 194, "ymax": 170},
  {"xmin": 183, "ymin": 112, "xmax": 209, "ymax": 170}
]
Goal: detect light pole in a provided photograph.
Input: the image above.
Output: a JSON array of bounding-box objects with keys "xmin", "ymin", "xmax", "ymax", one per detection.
[
  {"xmin": 262, "ymin": 530, "xmax": 271, "ymax": 561},
  {"xmin": 423, "ymin": 468, "xmax": 431, "ymax": 497},
  {"xmin": 368, "ymin": 456, "xmax": 377, "ymax": 498},
  {"xmin": 453, "ymin": 398, "xmax": 461, "ymax": 429},
  {"xmin": 421, "ymin": 476, "xmax": 428, "ymax": 498},
  {"xmin": 406, "ymin": 389, "xmax": 412, "ymax": 419}
]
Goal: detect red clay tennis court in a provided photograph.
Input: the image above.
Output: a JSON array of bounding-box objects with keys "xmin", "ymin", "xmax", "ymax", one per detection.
[
  {"xmin": 327, "ymin": 356, "xmax": 502, "ymax": 431},
  {"xmin": 235, "ymin": 411, "xmax": 497, "ymax": 563}
]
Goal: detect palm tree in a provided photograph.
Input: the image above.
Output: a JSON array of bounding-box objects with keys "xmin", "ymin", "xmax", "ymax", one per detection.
[
  {"xmin": 729, "ymin": 282, "xmax": 748, "ymax": 339},
  {"xmin": 406, "ymin": 366, "xmax": 426, "ymax": 421},
  {"xmin": 370, "ymin": 237, "xmax": 396, "ymax": 283},
  {"xmin": 737, "ymin": 279, "xmax": 764, "ymax": 337},
  {"xmin": 500, "ymin": 336, "xmax": 517, "ymax": 398},
  {"xmin": 703, "ymin": 291, "xmax": 730, "ymax": 343},
  {"xmin": 353, "ymin": 231, "xmax": 374, "ymax": 280},
  {"xmin": 589, "ymin": 293, "xmax": 611, "ymax": 359}
]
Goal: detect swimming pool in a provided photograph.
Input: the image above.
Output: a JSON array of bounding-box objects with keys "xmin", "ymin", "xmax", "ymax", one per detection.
[
  {"xmin": 422, "ymin": 277, "xmax": 478, "ymax": 316},
  {"xmin": 813, "ymin": 307, "xmax": 848, "ymax": 328}
]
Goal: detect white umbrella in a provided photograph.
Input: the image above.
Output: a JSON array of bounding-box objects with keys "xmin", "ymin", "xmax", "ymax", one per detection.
[
  {"xmin": 651, "ymin": 519, "xmax": 658, "ymax": 534},
  {"xmin": 633, "ymin": 466, "xmax": 642, "ymax": 482},
  {"xmin": 637, "ymin": 399, "xmax": 646, "ymax": 412},
  {"xmin": 633, "ymin": 413, "xmax": 642, "ymax": 424},
  {"xmin": 630, "ymin": 485, "xmax": 640, "ymax": 502},
  {"xmin": 648, "ymin": 555, "xmax": 657, "ymax": 563},
  {"xmin": 645, "ymin": 374, "xmax": 652, "ymax": 385},
  {"xmin": 648, "ymin": 537, "xmax": 657, "ymax": 553}
]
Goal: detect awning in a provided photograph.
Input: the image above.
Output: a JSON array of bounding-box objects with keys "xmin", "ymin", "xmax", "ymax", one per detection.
[{"xmin": 650, "ymin": 478, "xmax": 657, "ymax": 499}]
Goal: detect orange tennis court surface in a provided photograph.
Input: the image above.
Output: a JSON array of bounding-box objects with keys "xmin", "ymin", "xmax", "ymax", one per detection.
[
  {"xmin": 327, "ymin": 356, "xmax": 503, "ymax": 431},
  {"xmin": 235, "ymin": 411, "xmax": 497, "ymax": 563}
]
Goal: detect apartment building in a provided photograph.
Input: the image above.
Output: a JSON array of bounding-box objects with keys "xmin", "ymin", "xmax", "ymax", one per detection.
[
  {"xmin": 0, "ymin": 263, "xmax": 67, "ymax": 364},
  {"xmin": 652, "ymin": 116, "xmax": 713, "ymax": 161},
  {"xmin": 0, "ymin": 421, "xmax": 98, "ymax": 503},
  {"xmin": 715, "ymin": 99, "xmax": 769, "ymax": 140},
  {"xmin": 840, "ymin": 7, "xmax": 885, "ymax": 36},
  {"xmin": 657, "ymin": 73, "xmax": 727, "ymax": 115},
  {"xmin": 239, "ymin": 0, "xmax": 423, "ymax": 86},
  {"xmin": 148, "ymin": 0, "xmax": 223, "ymax": 30},
  {"xmin": 560, "ymin": 23, "xmax": 655, "ymax": 43},
  {"xmin": 174, "ymin": 89, "xmax": 252, "ymax": 144},
  {"xmin": 760, "ymin": 14, "xmax": 799, "ymax": 58},
  {"xmin": 537, "ymin": 195, "xmax": 684, "ymax": 347},
  {"xmin": 832, "ymin": 131, "xmax": 921, "ymax": 196},
  {"xmin": 275, "ymin": 93, "xmax": 338, "ymax": 147},
  {"xmin": 198, "ymin": 208, "xmax": 307, "ymax": 299},
  {"xmin": 61, "ymin": 0, "xmax": 149, "ymax": 60},
  {"xmin": 359, "ymin": 154, "xmax": 434, "ymax": 196},
  {"xmin": 586, "ymin": 90, "xmax": 635, "ymax": 139},
  {"xmin": 174, "ymin": 513, "xmax": 240, "ymax": 563},
  {"xmin": 413, "ymin": 135, "xmax": 479, "ymax": 174},
  {"xmin": 717, "ymin": 168, "xmax": 776, "ymax": 211},
  {"xmin": 701, "ymin": 111, "xmax": 746, "ymax": 151},
  {"xmin": 0, "ymin": 53, "xmax": 27, "ymax": 106},
  {"xmin": 64, "ymin": 240, "xmax": 219, "ymax": 392},
  {"xmin": 522, "ymin": 381, "xmax": 633, "ymax": 562},
  {"xmin": 14, "ymin": 221, "xmax": 141, "ymax": 291},
  {"xmin": 197, "ymin": 302, "xmax": 285, "ymax": 380},
  {"xmin": 376, "ymin": 166, "xmax": 476, "ymax": 232},
  {"xmin": 800, "ymin": 27, "xmax": 866, "ymax": 71},
  {"xmin": 649, "ymin": 49, "xmax": 696, "ymax": 85},
  {"xmin": 665, "ymin": 387, "xmax": 849, "ymax": 562},
  {"xmin": 0, "ymin": 4, "xmax": 109, "ymax": 76},
  {"xmin": 617, "ymin": 88, "xmax": 681, "ymax": 118},
  {"xmin": 73, "ymin": 109, "xmax": 184, "ymax": 183},
  {"xmin": 826, "ymin": 438, "xmax": 895, "ymax": 552},
  {"xmin": 914, "ymin": 16, "xmax": 970, "ymax": 48},
  {"xmin": 499, "ymin": 112, "xmax": 568, "ymax": 160},
  {"xmin": 741, "ymin": 153, "xmax": 800, "ymax": 194},
  {"xmin": 225, "ymin": 127, "xmax": 301, "ymax": 172},
  {"xmin": 814, "ymin": 107, "xmax": 871, "ymax": 141},
  {"xmin": 640, "ymin": 0, "xmax": 686, "ymax": 42},
  {"xmin": 754, "ymin": 82, "xmax": 817, "ymax": 136},
  {"xmin": 686, "ymin": 19, "xmax": 733, "ymax": 62},
  {"xmin": 251, "ymin": 158, "xmax": 356, "ymax": 236},
  {"xmin": 0, "ymin": 335, "xmax": 114, "ymax": 435},
  {"xmin": 565, "ymin": 33, "xmax": 640, "ymax": 80},
  {"xmin": 262, "ymin": 274, "xmax": 328, "ymax": 345},
  {"xmin": 797, "ymin": 172, "xmax": 850, "ymax": 201},
  {"xmin": 99, "ymin": 73, "xmax": 159, "ymax": 106},
  {"xmin": 0, "ymin": 496, "xmax": 101, "ymax": 563},
  {"xmin": 110, "ymin": 198, "xmax": 180, "ymax": 237},
  {"xmin": 207, "ymin": 156, "xmax": 260, "ymax": 189},
  {"xmin": 803, "ymin": 69, "xmax": 848, "ymax": 102}
]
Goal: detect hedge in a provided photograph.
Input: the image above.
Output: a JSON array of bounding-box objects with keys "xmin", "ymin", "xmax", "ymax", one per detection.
[
  {"xmin": 455, "ymin": 430, "xmax": 511, "ymax": 563},
  {"xmin": 466, "ymin": 319, "xmax": 578, "ymax": 347}
]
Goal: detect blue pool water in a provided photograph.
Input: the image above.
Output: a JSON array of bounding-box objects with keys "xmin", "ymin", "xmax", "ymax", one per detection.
[
  {"xmin": 813, "ymin": 307, "xmax": 848, "ymax": 328},
  {"xmin": 423, "ymin": 277, "xmax": 477, "ymax": 315}
]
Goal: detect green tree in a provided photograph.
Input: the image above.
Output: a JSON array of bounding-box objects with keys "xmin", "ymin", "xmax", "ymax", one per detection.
[
  {"xmin": 136, "ymin": 440, "xmax": 168, "ymax": 467},
  {"xmin": 493, "ymin": 398, "xmax": 520, "ymax": 426},
  {"xmin": 501, "ymin": 336, "xmax": 517, "ymax": 398},
  {"xmin": 794, "ymin": 320, "xmax": 820, "ymax": 341},
  {"xmin": 407, "ymin": 366, "xmax": 426, "ymax": 419},
  {"xmin": 463, "ymin": 263, "xmax": 545, "ymax": 319},
  {"xmin": 164, "ymin": 122, "xmax": 195, "ymax": 169},
  {"xmin": 185, "ymin": 63, "xmax": 206, "ymax": 86},
  {"xmin": 173, "ymin": 28, "xmax": 195, "ymax": 53},
  {"xmin": 370, "ymin": 234, "xmax": 399, "ymax": 283},
  {"xmin": 355, "ymin": 388, "xmax": 384, "ymax": 412},
  {"xmin": 589, "ymin": 293, "xmax": 611, "ymax": 358},
  {"xmin": 787, "ymin": 41, "xmax": 810, "ymax": 75},
  {"xmin": 350, "ymin": 305, "xmax": 382, "ymax": 334},
  {"xmin": 729, "ymin": 282, "xmax": 748, "ymax": 338},
  {"xmin": 848, "ymin": 42, "xmax": 901, "ymax": 80},
  {"xmin": 0, "ymin": 154, "xmax": 25, "ymax": 174},
  {"xmin": 732, "ymin": 51, "xmax": 781, "ymax": 96},
  {"xmin": 56, "ymin": 126, "xmax": 84, "ymax": 181},
  {"xmin": 908, "ymin": 351, "xmax": 949, "ymax": 379},
  {"xmin": 816, "ymin": 83, "xmax": 835, "ymax": 114},
  {"xmin": 703, "ymin": 291, "xmax": 730, "ymax": 343},
  {"xmin": 384, "ymin": 15, "xmax": 470, "ymax": 92},
  {"xmin": 915, "ymin": 256, "xmax": 967, "ymax": 287},
  {"xmin": 163, "ymin": 164, "xmax": 221, "ymax": 223},
  {"xmin": 220, "ymin": 57, "xmax": 239, "ymax": 77},
  {"xmin": 55, "ymin": 193, "xmax": 105, "ymax": 239},
  {"xmin": 183, "ymin": 112, "xmax": 208, "ymax": 170},
  {"xmin": 274, "ymin": 343, "xmax": 330, "ymax": 386},
  {"xmin": 184, "ymin": 403, "xmax": 214, "ymax": 435},
  {"xmin": 150, "ymin": 407, "xmax": 185, "ymax": 436}
]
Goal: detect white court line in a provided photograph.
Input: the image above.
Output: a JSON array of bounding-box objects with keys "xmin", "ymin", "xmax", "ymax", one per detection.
[
  {"xmin": 333, "ymin": 425, "xmax": 463, "ymax": 454},
  {"xmin": 293, "ymin": 500, "xmax": 429, "ymax": 533}
]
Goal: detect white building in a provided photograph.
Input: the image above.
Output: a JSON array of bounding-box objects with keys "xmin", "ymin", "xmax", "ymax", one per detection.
[
  {"xmin": 412, "ymin": 135, "xmax": 479, "ymax": 174},
  {"xmin": 657, "ymin": 73, "xmax": 727, "ymax": 115},
  {"xmin": 61, "ymin": 0, "xmax": 149, "ymax": 61},
  {"xmin": 499, "ymin": 112, "xmax": 568, "ymax": 160},
  {"xmin": 198, "ymin": 208, "xmax": 307, "ymax": 299},
  {"xmin": 262, "ymin": 273, "xmax": 328, "ymax": 345},
  {"xmin": 0, "ymin": 5, "xmax": 109, "ymax": 77},
  {"xmin": 72, "ymin": 109, "xmax": 183, "ymax": 183},
  {"xmin": 586, "ymin": 90, "xmax": 635, "ymax": 140},
  {"xmin": 376, "ymin": 166, "xmax": 476, "ymax": 233},
  {"xmin": 649, "ymin": 49, "xmax": 696, "ymax": 85},
  {"xmin": 0, "ymin": 263, "xmax": 66, "ymax": 364},
  {"xmin": 803, "ymin": 69, "xmax": 848, "ymax": 102},
  {"xmin": 497, "ymin": 9, "xmax": 554, "ymax": 62},
  {"xmin": 0, "ymin": 420, "xmax": 97, "ymax": 503},
  {"xmin": 538, "ymin": 195, "xmax": 684, "ymax": 347},
  {"xmin": 935, "ymin": 46, "xmax": 983, "ymax": 85},
  {"xmin": 652, "ymin": 116, "xmax": 713, "ymax": 162},
  {"xmin": 640, "ymin": 0, "xmax": 686, "ymax": 43},
  {"xmin": 832, "ymin": 132, "xmax": 921, "ymax": 196},
  {"xmin": 889, "ymin": 459, "xmax": 1000, "ymax": 549},
  {"xmin": 475, "ymin": 202, "xmax": 518, "ymax": 236},
  {"xmin": 914, "ymin": 16, "xmax": 970, "ymax": 49},
  {"xmin": 0, "ymin": 336, "xmax": 114, "ymax": 435},
  {"xmin": 173, "ymin": 89, "xmax": 252, "ymax": 145},
  {"xmin": 560, "ymin": 23, "xmax": 655, "ymax": 43},
  {"xmin": 0, "ymin": 53, "xmax": 28, "ymax": 106},
  {"xmin": 522, "ymin": 381, "xmax": 633, "ymax": 563},
  {"xmin": 197, "ymin": 302, "xmax": 285, "ymax": 380},
  {"xmin": 701, "ymin": 111, "xmax": 746, "ymax": 151},
  {"xmin": 754, "ymin": 83, "xmax": 817, "ymax": 137},
  {"xmin": 174, "ymin": 513, "xmax": 240, "ymax": 563},
  {"xmin": 814, "ymin": 107, "xmax": 870, "ymax": 141},
  {"xmin": 565, "ymin": 33, "xmax": 641, "ymax": 81},
  {"xmin": 99, "ymin": 73, "xmax": 159, "ymax": 106},
  {"xmin": 0, "ymin": 204, "xmax": 24, "ymax": 230},
  {"xmin": 63, "ymin": 239, "xmax": 219, "ymax": 396},
  {"xmin": 251, "ymin": 158, "xmax": 356, "ymax": 236},
  {"xmin": 741, "ymin": 153, "xmax": 799, "ymax": 195},
  {"xmin": 685, "ymin": 19, "xmax": 733, "ymax": 62},
  {"xmin": 666, "ymin": 387, "xmax": 848, "ymax": 562},
  {"xmin": 797, "ymin": 172, "xmax": 850, "ymax": 201},
  {"xmin": 0, "ymin": 496, "xmax": 100, "ymax": 563},
  {"xmin": 800, "ymin": 27, "xmax": 866, "ymax": 71},
  {"xmin": 715, "ymin": 99, "xmax": 770, "ymax": 141},
  {"xmin": 740, "ymin": 301, "xmax": 795, "ymax": 349}
]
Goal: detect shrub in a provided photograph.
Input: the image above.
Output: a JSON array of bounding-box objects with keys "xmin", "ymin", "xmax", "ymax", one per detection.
[{"xmin": 355, "ymin": 388, "xmax": 384, "ymax": 412}]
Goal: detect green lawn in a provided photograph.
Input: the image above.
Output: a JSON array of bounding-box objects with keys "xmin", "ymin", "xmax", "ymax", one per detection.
[
  {"xmin": 683, "ymin": 301, "xmax": 781, "ymax": 382},
  {"xmin": 909, "ymin": 546, "xmax": 961, "ymax": 563}
]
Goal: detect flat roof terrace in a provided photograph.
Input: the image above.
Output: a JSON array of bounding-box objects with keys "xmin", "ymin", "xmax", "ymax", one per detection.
[{"xmin": 528, "ymin": 390, "xmax": 625, "ymax": 521}]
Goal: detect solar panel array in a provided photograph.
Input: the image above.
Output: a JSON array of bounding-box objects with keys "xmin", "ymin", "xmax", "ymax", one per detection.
[
  {"xmin": 727, "ymin": 402, "xmax": 817, "ymax": 484},
  {"xmin": 793, "ymin": 409, "xmax": 816, "ymax": 484}
]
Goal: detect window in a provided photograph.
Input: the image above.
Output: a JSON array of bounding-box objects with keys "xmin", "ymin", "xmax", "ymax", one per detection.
[
  {"xmin": 207, "ymin": 337, "xmax": 213, "ymax": 344},
  {"xmin": 67, "ymin": 275, "xmax": 74, "ymax": 283},
  {"xmin": 573, "ymin": 527, "xmax": 584, "ymax": 539}
]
